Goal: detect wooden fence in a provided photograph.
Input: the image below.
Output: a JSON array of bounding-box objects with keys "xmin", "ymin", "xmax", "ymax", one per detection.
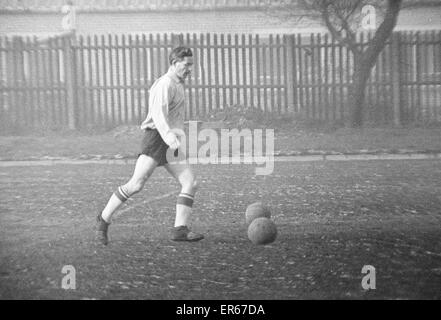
[{"xmin": 0, "ymin": 30, "xmax": 440, "ymax": 132}]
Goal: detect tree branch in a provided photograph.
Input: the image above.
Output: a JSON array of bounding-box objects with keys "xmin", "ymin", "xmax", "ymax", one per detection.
[
  {"xmin": 362, "ymin": 0, "xmax": 402, "ymax": 66},
  {"xmin": 319, "ymin": 2, "xmax": 359, "ymax": 53}
]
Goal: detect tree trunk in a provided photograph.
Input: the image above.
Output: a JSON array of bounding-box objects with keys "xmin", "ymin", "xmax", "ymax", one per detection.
[
  {"xmin": 349, "ymin": 51, "xmax": 382, "ymax": 127},
  {"xmin": 349, "ymin": 62, "xmax": 371, "ymax": 127},
  {"xmin": 348, "ymin": 0, "xmax": 402, "ymax": 127}
]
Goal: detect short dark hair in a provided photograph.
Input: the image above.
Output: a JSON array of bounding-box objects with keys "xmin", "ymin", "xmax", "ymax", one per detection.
[{"xmin": 169, "ymin": 46, "xmax": 193, "ymax": 65}]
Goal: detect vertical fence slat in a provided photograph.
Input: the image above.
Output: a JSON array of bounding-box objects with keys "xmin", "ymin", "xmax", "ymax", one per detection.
[
  {"xmin": 220, "ymin": 34, "xmax": 227, "ymax": 110},
  {"xmin": 52, "ymin": 37, "xmax": 58, "ymax": 127},
  {"xmin": 338, "ymin": 38, "xmax": 344, "ymax": 120},
  {"xmin": 409, "ymin": 31, "xmax": 416, "ymax": 122},
  {"xmin": 429, "ymin": 30, "xmax": 435, "ymax": 121},
  {"xmin": 54, "ymin": 36, "xmax": 61, "ymax": 126},
  {"xmin": 262, "ymin": 35, "xmax": 268, "ymax": 112},
  {"xmin": 35, "ymin": 36, "xmax": 43, "ymax": 127},
  {"xmin": 316, "ymin": 33, "xmax": 322, "ymax": 120},
  {"xmin": 331, "ymin": 34, "xmax": 337, "ymax": 120},
  {"xmin": 78, "ymin": 36, "xmax": 86, "ymax": 128},
  {"xmin": 404, "ymin": 31, "xmax": 411, "ymax": 122},
  {"xmin": 136, "ymin": 34, "xmax": 142, "ymax": 123},
  {"xmin": 269, "ymin": 35, "xmax": 275, "ymax": 113},
  {"xmin": 248, "ymin": 34, "xmax": 254, "ymax": 109},
  {"xmin": 67, "ymin": 34, "xmax": 78, "ymax": 129},
  {"xmin": 163, "ymin": 33, "xmax": 169, "ymax": 78},
  {"xmin": 302, "ymin": 34, "xmax": 309, "ymax": 118},
  {"xmin": 421, "ymin": 31, "xmax": 427, "ymax": 121},
  {"xmin": 192, "ymin": 33, "xmax": 200, "ymax": 116},
  {"xmin": 185, "ymin": 33, "xmax": 194, "ymax": 118},
  {"xmin": 435, "ymin": 31, "xmax": 440, "ymax": 120},
  {"xmin": 101, "ymin": 35, "xmax": 108, "ymax": 127},
  {"xmin": 20, "ymin": 38, "xmax": 29, "ymax": 128},
  {"xmin": 423, "ymin": 31, "xmax": 430, "ymax": 121},
  {"xmin": 282, "ymin": 34, "xmax": 288, "ymax": 113},
  {"xmin": 200, "ymin": 33, "xmax": 206, "ymax": 116},
  {"xmin": 296, "ymin": 35, "xmax": 303, "ymax": 117},
  {"xmin": 115, "ymin": 35, "xmax": 122, "ymax": 125},
  {"xmin": 22, "ymin": 38, "xmax": 31, "ymax": 128},
  {"xmin": 255, "ymin": 35, "xmax": 261, "ymax": 110},
  {"xmin": 360, "ymin": 33, "xmax": 368, "ymax": 122},
  {"xmin": 93, "ymin": 35, "xmax": 101, "ymax": 126},
  {"xmin": 12, "ymin": 37, "xmax": 19, "ymax": 128},
  {"xmin": 391, "ymin": 32, "xmax": 401, "ymax": 125},
  {"xmin": 25, "ymin": 37, "xmax": 32, "ymax": 125},
  {"xmin": 125, "ymin": 34, "xmax": 131, "ymax": 124},
  {"xmin": 375, "ymin": 33, "xmax": 382, "ymax": 122},
  {"xmin": 6, "ymin": 38, "xmax": 14, "ymax": 127},
  {"xmin": 415, "ymin": 31, "xmax": 421, "ymax": 122},
  {"xmin": 345, "ymin": 42, "xmax": 352, "ymax": 121},
  {"xmin": 148, "ymin": 34, "xmax": 154, "ymax": 121},
  {"xmin": 323, "ymin": 33, "xmax": 330, "ymax": 121},
  {"xmin": 142, "ymin": 34, "xmax": 148, "ymax": 121},
  {"xmin": 213, "ymin": 34, "xmax": 220, "ymax": 112},
  {"xmin": 241, "ymin": 34, "xmax": 247, "ymax": 108},
  {"xmin": 227, "ymin": 34, "xmax": 233, "ymax": 107},
  {"xmin": 11, "ymin": 38, "xmax": 20, "ymax": 129},
  {"xmin": 108, "ymin": 34, "xmax": 115, "ymax": 127},
  {"xmin": 148, "ymin": 33, "xmax": 155, "ymax": 88},
  {"xmin": 379, "ymin": 36, "xmax": 385, "ymax": 121},
  {"xmin": 372, "ymin": 32, "xmax": 382, "ymax": 123},
  {"xmin": 291, "ymin": 34, "xmax": 298, "ymax": 113},
  {"xmin": 129, "ymin": 34, "xmax": 136, "ymax": 123},
  {"xmin": 308, "ymin": 34, "xmax": 314, "ymax": 119},
  {"xmin": 206, "ymin": 33, "xmax": 213, "ymax": 114},
  {"xmin": 234, "ymin": 34, "xmax": 240, "ymax": 106},
  {"xmin": 20, "ymin": 39, "xmax": 26, "ymax": 128},
  {"xmin": 20, "ymin": 38, "xmax": 26, "ymax": 127},
  {"xmin": 86, "ymin": 36, "xmax": 94, "ymax": 126},
  {"xmin": 276, "ymin": 35, "xmax": 282, "ymax": 114}
]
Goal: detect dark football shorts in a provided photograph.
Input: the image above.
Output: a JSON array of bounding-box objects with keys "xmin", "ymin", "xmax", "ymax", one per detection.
[{"xmin": 139, "ymin": 128, "xmax": 180, "ymax": 166}]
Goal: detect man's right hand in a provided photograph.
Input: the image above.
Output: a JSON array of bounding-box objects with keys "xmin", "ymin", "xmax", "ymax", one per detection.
[{"xmin": 164, "ymin": 132, "xmax": 181, "ymax": 150}]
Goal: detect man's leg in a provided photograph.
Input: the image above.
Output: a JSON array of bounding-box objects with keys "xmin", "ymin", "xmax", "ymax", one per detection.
[
  {"xmin": 96, "ymin": 155, "xmax": 158, "ymax": 245},
  {"xmin": 164, "ymin": 162, "xmax": 204, "ymax": 241}
]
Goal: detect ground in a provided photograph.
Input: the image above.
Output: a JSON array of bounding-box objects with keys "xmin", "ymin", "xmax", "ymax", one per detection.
[
  {"xmin": 1, "ymin": 160, "xmax": 440, "ymax": 300},
  {"xmin": 1, "ymin": 117, "xmax": 441, "ymax": 160}
]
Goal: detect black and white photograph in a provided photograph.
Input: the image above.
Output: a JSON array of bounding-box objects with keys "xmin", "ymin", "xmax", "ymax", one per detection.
[{"xmin": 0, "ymin": 0, "xmax": 440, "ymax": 306}]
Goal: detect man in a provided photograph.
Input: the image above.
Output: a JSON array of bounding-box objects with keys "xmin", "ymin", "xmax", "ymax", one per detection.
[{"xmin": 95, "ymin": 46, "xmax": 204, "ymax": 245}]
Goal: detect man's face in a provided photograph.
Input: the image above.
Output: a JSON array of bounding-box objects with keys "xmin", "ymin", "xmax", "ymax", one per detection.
[{"xmin": 173, "ymin": 56, "xmax": 193, "ymax": 80}]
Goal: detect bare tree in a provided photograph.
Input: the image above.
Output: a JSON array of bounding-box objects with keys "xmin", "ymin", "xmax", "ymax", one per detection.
[
  {"xmin": 303, "ymin": 0, "xmax": 403, "ymax": 127},
  {"xmin": 271, "ymin": 0, "xmax": 403, "ymax": 127}
]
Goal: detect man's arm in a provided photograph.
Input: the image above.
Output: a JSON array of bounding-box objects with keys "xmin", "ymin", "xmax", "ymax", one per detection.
[{"xmin": 150, "ymin": 80, "xmax": 180, "ymax": 149}]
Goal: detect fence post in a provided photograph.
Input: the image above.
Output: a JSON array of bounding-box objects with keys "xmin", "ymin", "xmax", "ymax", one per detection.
[
  {"xmin": 391, "ymin": 32, "xmax": 401, "ymax": 126},
  {"xmin": 286, "ymin": 34, "xmax": 295, "ymax": 113},
  {"xmin": 63, "ymin": 31, "xmax": 77, "ymax": 130}
]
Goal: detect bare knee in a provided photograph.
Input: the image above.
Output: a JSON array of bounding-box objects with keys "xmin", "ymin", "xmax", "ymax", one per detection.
[
  {"xmin": 182, "ymin": 176, "xmax": 198, "ymax": 194},
  {"xmin": 125, "ymin": 164, "xmax": 155, "ymax": 195},
  {"xmin": 125, "ymin": 178, "xmax": 146, "ymax": 195}
]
